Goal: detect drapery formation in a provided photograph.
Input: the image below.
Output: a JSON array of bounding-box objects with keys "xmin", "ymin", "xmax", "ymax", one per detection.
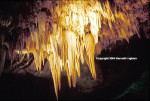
[{"xmin": 0, "ymin": 0, "xmax": 149, "ymax": 99}]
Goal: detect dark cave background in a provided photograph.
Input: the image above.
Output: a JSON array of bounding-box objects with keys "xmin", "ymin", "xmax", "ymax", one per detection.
[{"xmin": 0, "ymin": 0, "xmax": 149, "ymax": 100}]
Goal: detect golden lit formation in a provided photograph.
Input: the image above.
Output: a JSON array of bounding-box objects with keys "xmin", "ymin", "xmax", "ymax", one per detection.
[{"xmin": 15, "ymin": 0, "xmax": 139, "ymax": 98}]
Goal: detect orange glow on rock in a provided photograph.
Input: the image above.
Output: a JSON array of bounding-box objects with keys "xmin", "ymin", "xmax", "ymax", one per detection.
[{"xmin": 14, "ymin": 0, "xmax": 139, "ymax": 99}]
